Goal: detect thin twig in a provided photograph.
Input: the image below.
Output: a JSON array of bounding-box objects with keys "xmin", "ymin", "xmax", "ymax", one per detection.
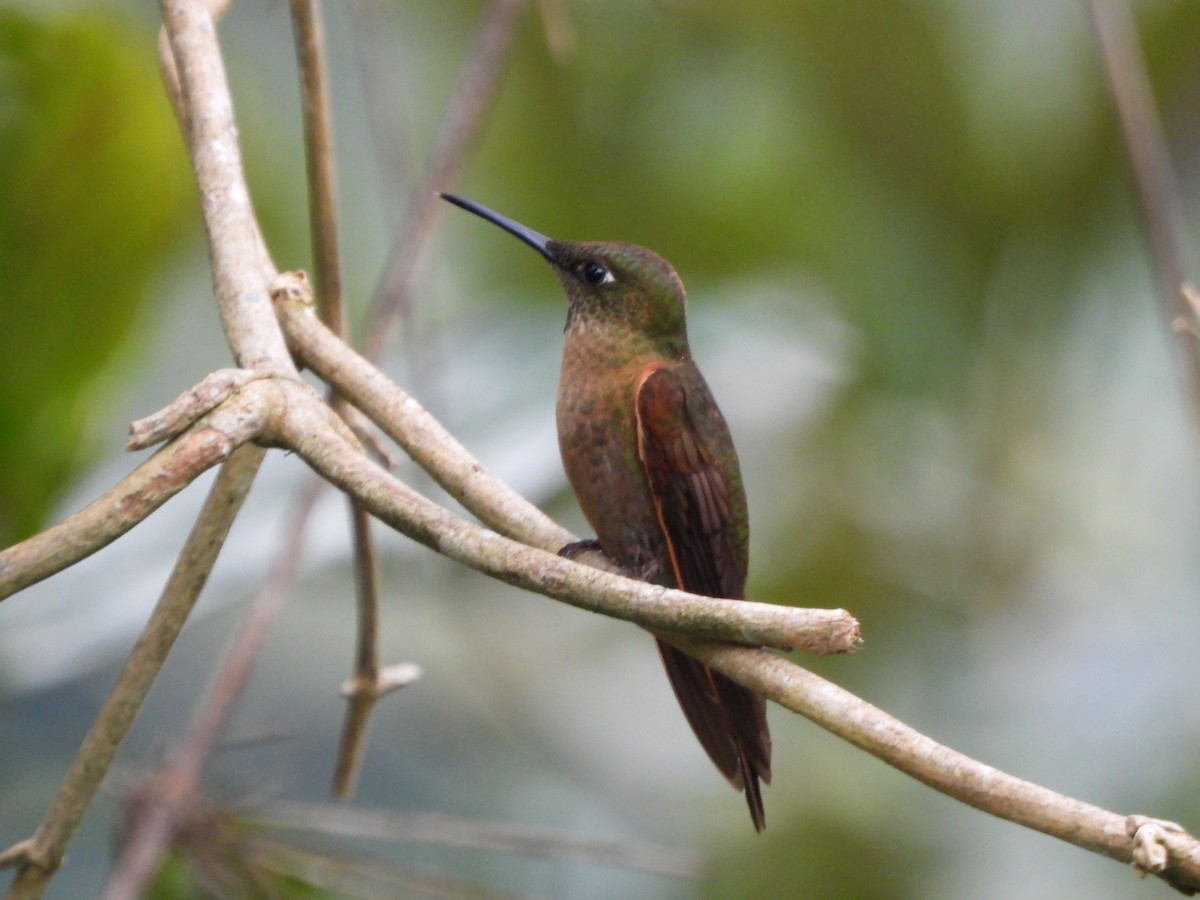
[
  {"xmin": 1088, "ymin": 0, "xmax": 1200, "ymax": 409},
  {"xmin": 330, "ymin": 500, "xmax": 388, "ymax": 799},
  {"xmin": 289, "ymin": 0, "xmax": 344, "ymax": 334},
  {"xmin": 252, "ymin": 803, "xmax": 705, "ymax": 878},
  {"xmin": 288, "ymin": 0, "xmax": 396, "ymax": 799},
  {"xmin": 1, "ymin": 446, "xmax": 265, "ymax": 899},
  {"xmin": 100, "ymin": 478, "xmax": 322, "ymax": 900},
  {"xmin": 241, "ymin": 835, "xmax": 533, "ymax": 900},
  {"xmin": 361, "ymin": 0, "xmax": 529, "ymax": 361}
]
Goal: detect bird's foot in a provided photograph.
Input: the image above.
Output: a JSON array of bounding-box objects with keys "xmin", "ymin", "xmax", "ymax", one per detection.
[
  {"xmin": 559, "ymin": 539, "xmax": 603, "ymax": 559},
  {"xmin": 558, "ymin": 540, "xmax": 627, "ymax": 575}
]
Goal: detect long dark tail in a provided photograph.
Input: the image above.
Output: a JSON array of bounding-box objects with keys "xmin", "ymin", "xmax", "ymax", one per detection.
[{"xmin": 656, "ymin": 639, "xmax": 772, "ymax": 831}]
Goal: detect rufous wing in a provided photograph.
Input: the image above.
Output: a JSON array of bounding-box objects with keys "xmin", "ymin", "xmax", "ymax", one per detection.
[{"xmin": 634, "ymin": 364, "xmax": 772, "ymax": 831}]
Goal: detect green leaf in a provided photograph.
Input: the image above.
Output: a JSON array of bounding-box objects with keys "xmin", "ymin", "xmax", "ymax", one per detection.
[{"xmin": 0, "ymin": 8, "xmax": 191, "ymax": 543}]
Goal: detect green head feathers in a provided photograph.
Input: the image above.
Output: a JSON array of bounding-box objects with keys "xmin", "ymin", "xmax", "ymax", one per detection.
[{"xmin": 440, "ymin": 194, "xmax": 689, "ymax": 351}]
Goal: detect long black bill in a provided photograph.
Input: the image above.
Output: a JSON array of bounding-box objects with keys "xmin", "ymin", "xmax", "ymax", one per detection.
[{"xmin": 439, "ymin": 193, "xmax": 556, "ymax": 264}]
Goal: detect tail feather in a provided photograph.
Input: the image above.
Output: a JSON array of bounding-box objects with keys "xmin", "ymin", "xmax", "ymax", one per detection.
[{"xmin": 657, "ymin": 640, "xmax": 771, "ymax": 832}]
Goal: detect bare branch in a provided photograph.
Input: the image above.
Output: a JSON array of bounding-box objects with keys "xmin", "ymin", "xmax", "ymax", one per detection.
[
  {"xmin": 156, "ymin": 0, "xmax": 236, "ymax": 133},
  {"xmin": 275, "ymin": 276, "xmax": 576, "ymax": 551},
  {"xmin": 1128, "ymin": 817, "xmax": 1200, "ymax": 889},
  {"xmin": 1, "ymin": 366, "xmax": 300, "ymax": 604},
  {"xmin": 331, "ymin": 500, "xmax": 390, "ymax": 800},
  {"xmin": 257, "ymin": 377, "xmax": 859, "ymax": 654},
  {"xmin": 126, "ymin": 368, "xmax": 258, "ymax": 449},
  {"xmin": 287, "ymin": 0, "xmax": 397, "ymax": 799},
  {"xmin": 289, "ymin": 0, "xmax": 344, "ymax": 333},
  {"xmin": 11, "ymin": 2, "xmax": 1198, "ymax": 894},
  {"xmin": 159, "ymin": 0, "xmax": 293, "ymax": 372},
  {"xmin": 1, "ymin": 446, "xmax": 264, "ymax": 898},
  {"xmin": 92, "ymin": 371, "xmax": 849, "ymax": 896},
  {"xmin": 3, "ymin": 4, "xmax": 303, "ymax": 892},
  {"xmin": 0, "ymin": 419, "xmax": 251, "ymax": 601},
  {"xmin": 101, "ymin": 469, "xmax": 318, "ymax": 900},
  {"xmin": 670, "ymin": 637, "xmax": 1200, "ymax": 895}
]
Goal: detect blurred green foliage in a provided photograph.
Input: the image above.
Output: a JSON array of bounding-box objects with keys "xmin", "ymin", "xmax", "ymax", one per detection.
[{"xmin": 0, "ymin": 7, "xmax": 190, "ymax": 543}]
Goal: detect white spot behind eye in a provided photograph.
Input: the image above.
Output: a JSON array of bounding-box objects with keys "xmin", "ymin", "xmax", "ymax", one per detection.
[{"xmin": 582, "ymin": 262, "xmax": 615, "ymax": 286}]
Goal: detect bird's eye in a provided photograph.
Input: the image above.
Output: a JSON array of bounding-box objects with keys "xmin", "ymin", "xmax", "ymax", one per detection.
[{"xmin": 580, "ymin": 261, "xmax": 614, "ymax": 286}]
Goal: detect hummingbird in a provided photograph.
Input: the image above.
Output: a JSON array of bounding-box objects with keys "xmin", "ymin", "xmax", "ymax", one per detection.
[{"xmin": 440, "ymin": 193, "xmax": 771, "ymax": 831}]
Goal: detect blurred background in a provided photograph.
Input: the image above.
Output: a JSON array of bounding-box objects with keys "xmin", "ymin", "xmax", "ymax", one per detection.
[{"xmin": 3, "ymin": 0, "xmax": 1200, "ymax": 896}]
